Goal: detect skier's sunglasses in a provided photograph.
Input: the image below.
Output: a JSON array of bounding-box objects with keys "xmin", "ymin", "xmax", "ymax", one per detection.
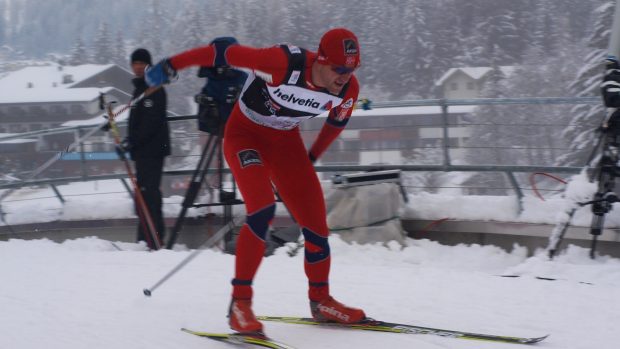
[{"xmin": 331, "ymin": 65, "xmax": 356, "ymax": 75}]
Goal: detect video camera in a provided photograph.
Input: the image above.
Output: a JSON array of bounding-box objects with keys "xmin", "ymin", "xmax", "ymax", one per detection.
[{"xmin": 195, "ymin": 37, "xmax": 248, "ymax": 135}]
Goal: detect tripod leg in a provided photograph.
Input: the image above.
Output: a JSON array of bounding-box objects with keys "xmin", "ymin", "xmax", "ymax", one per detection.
[
  {"xmin": 590, "ymin": 213, "xmax": 606, "ymax": 237},
  {"xmin": 590, "ymin": 235, "xmax": 599, "ymax": 259},
  {"xmin": 547, "ymin": 133, "xmax": 608, "ymax": 259},
  {"xmin": 166, "ymin": 134, "xmax": 221, "ymax": 249}
]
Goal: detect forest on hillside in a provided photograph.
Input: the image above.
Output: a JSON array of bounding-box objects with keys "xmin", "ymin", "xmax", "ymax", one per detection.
[
  {"xmin": 0, "ymin": 0, "xmax": 615, "ymax": 173},
  {"xmin": 0, "ymin": 0, "xmax": 603, "ymax": 100}
]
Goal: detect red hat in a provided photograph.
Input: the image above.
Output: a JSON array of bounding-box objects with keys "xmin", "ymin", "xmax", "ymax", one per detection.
[{"xmin": 317, "ymin": 28, "xmax": 361, "ymax": 68}]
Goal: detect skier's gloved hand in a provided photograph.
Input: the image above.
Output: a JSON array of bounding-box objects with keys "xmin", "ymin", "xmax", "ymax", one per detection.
[
  {"xmin": 115, "ymin": 145, "xmax": 126, "ymax": 158},
  {"xmin": 115, "ymin": 138, "xmax": 132, "ymax": 157},
  {"xmin": 100, "ymin": 121, "xmax": 112, "ymax": 132},
  {"xmin": 145, "ymin": 58, "xmax": 177, "ymax": 87},
  {"xmin": 121, "ymin": 138, "xmax": 132, "ymax": 151}
]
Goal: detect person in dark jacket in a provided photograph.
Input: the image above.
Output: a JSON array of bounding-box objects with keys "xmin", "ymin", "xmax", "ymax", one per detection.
[{"xmin": 124, "ymin": 48, "xmax": 170, "ymax": 248}]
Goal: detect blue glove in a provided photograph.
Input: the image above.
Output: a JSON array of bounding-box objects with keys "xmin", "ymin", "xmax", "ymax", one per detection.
[{"xmin": 145, "ymin": 59, "xmax": 177, "ymax": 87}]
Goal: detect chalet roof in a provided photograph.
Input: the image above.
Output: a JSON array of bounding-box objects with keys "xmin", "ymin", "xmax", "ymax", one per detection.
[
  {"xmin": 0, "ymin": 86, "xmax": 115, "ymax": 104},
  {"xmin": 435, "ymin": 66, "xmax": 516, "ymax": 86},
  {"xmin": 0, "ymin": 63, "xmax": 118, "ymax": 90}
]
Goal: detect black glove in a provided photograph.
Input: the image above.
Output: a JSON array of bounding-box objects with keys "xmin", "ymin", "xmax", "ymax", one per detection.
[
  {"xmin": 115, "ymin": 138, "xmax": 132, "ymax": 157},
  {"xmin": 100, "ymin": 122, "xmax": 111, "ymax": 132}
]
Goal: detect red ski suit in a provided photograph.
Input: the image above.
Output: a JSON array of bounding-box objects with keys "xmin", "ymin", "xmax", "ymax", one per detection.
[{"xmin": 170, "ymin": 43, "xmax": 359, "ymax": 301}]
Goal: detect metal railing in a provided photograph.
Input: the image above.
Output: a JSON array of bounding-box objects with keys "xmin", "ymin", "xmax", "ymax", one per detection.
[{"xmin": 0, "ymin": 96, "xmax": 600, "ymax": 214}]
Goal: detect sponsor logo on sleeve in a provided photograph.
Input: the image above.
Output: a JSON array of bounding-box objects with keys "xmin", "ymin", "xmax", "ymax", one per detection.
[
  {"xmin": 336, "ymin": 98, "xmax": 354, "ymax": 121},
  {"xmin": 238, "ymin": 149, "xmax": 262, "ymax": 168},
  {"xmin": 143, "ymin": 99, "xmax": 154, "ymax": 108},
  {"xmin": 341, "ymin": 98, "xmax": 354, "ymax": 109}
]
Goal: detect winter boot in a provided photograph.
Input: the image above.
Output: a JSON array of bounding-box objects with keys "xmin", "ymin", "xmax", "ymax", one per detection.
[
  {"xmin": 228, "ymin": 298, "xmax": 264, "ymax": 334},
  {"xmin": 310, "ymin": 296, "xmax": 366, "ymax": 323}
]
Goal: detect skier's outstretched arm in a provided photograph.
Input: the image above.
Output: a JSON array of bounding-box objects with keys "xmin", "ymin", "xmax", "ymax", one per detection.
[{"xmin": 145, "ymin": 41, "xmax": 288, "ymax": 87}]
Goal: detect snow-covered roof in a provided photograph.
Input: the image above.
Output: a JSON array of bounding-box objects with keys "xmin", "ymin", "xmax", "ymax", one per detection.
[
  {"xmin": 0, "ymin": 63, "xmax": 116, "ymax": 91},
  {"xmin": 0, "ymin": 133, "xmax": 37, "ymax": 144},
  {"xmin": 435, "ymin": 66, "xmax": 516, "ymax": 86},
  {"xmin": 353, "ymin": 105, "xmax": 476, "ymax": 117},
  {"xmin": 0, "ymin": 86, "xmax": 114, "ymax": 104},
  {"xmin": 311, "ymin": 105, "xmax": 476, "ymax": 119}
]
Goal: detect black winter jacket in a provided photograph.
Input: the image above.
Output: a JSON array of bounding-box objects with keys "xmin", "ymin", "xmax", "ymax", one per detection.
[{"xmin": 127, "ymin": 77, "xmax": 171, "ymax": 159}]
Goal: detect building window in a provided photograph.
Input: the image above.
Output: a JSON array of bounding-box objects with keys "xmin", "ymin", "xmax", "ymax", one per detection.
[
  {"xmin": 450, "ymin": 82, "xmax": 458, "ymax": 91},
  {"xmin": 467, "ymin": 82, "xmax": 475, "ymax": 90}
]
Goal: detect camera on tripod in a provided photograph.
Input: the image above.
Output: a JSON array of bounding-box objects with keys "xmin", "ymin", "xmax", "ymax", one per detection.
[{"xmin": 195, "ymin": 38, "xmax": 248, "ymax": 135}]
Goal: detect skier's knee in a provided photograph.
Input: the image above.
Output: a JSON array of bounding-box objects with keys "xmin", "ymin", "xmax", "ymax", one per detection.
[
  {"xmin": 246, "ymin": 203, "xmax": 276, "ymax": 240},
  {"xmin": 302, "ymin": 227, "xmax": 330, "ymax": 263}
]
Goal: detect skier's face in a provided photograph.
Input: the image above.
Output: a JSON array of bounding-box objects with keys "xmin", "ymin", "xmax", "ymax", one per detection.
[
  {"xmin": 315, "ymin": 63, "xmax": 355, "ymax": 94},
  {"xmin": 131, "ymin": 62, "xmax": 148, "ymax": 78}
]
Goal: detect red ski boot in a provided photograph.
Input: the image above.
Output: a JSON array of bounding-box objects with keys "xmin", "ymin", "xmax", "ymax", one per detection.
[
  {"xmin": 310, "ymin": 296, "xmax": 366, "ymax": 323},
  {"xmin": 228, "ymin": 299, "xmax": 264, "ymax": 334}
]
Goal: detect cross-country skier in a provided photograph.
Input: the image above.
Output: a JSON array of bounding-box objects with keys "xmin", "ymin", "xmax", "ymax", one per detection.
[{"xmin": 145, "ymin": 28, "xmax": 366, "ymax": 335}]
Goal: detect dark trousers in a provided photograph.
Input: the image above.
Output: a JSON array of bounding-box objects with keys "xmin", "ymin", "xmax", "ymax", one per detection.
[{"xmin": 134, "ymin": 157, "xmax": 166, "ymax": 248}]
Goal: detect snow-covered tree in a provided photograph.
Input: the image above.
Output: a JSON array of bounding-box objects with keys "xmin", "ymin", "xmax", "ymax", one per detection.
[
  {"xmin": 137, "ymin": 0, "xmax": 168, "ymax": 53},
  {"xmin": 68, "ymin": 35, "xmax": 88, "ymax": 65},
  {"xmin": 557, "ymin": 1, "xmax": 613, "ymax": 166},
  {"xmin": 91, "ymin": 22, "xmax": 113, "ymax": 64},
  {"xmin": 111, "ymin": 30, "xmax": 127, "ymax": 66}
]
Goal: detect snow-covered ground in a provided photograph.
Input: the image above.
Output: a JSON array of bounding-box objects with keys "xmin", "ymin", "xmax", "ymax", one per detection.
[
  {"xmin": 1, "ymin": 236, "xmax": 620, "ymax": 349},
  {"xmin": 1, "ymin": 173, "xmax": 620, "ymax": 348}
]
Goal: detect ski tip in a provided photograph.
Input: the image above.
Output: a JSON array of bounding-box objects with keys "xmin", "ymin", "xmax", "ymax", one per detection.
[{"xmin": 523, "ymin": 334, "xmax": 549, "ymax": 344}]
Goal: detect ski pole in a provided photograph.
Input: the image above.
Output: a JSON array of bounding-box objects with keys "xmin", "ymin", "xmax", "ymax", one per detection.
[
  {"xmin": 101, "ymin": 92, "xmax": 163, "ymax": 250},
  {"xmin": 143, "ymin": 215, "xmax": 244, "ymax": 296}
]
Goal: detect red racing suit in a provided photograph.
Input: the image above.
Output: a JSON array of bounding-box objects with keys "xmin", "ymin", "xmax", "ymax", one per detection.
[{"xmin": 170, "ymin": 43, "xmax": 359, "ymax": 301}]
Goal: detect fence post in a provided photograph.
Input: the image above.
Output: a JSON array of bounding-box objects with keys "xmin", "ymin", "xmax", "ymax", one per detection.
[
  {"xmin": 77, "ymin": 127, "xmax": 87, "ymax": 179},
  {"xmin": 505, "ymin": 171, "xmax": 524, "ymax": 214},
  {"xmin": 439, "ymin": 99, "xmax": 451, "ymax": 168}
]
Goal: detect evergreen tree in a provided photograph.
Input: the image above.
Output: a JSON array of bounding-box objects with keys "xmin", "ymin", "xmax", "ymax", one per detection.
[
  {"xmin": 390, "ymin": 1, "xmax": 434, "ymax": 99},
  {"xmin": 474, "ymin": 10, "xmax": 520, "ymax": 65},
  {"xmin": 68, "ymin": 35, "xmax": 88, "ymax": 65},
  {"xmin": 179, "ymin": 1, "xmax": 205, "ymax": 49},
  {"xmin": 92, "ymin": 21, "xmax": 113, "ymax": 64},
  {"xmin": 557, "ymin": 1, "xmax": 613, "ymax": 166},
  {"xmin": 113, "ymin": 30, "xmax": 127, "ymax": 66},
  {"xmin": 137, "ymin": 0, "xmax": 167, "ymax": 53},
  {"xmin": 426, "ymin": 0, "xmax": 468, "ymax": 96}
]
